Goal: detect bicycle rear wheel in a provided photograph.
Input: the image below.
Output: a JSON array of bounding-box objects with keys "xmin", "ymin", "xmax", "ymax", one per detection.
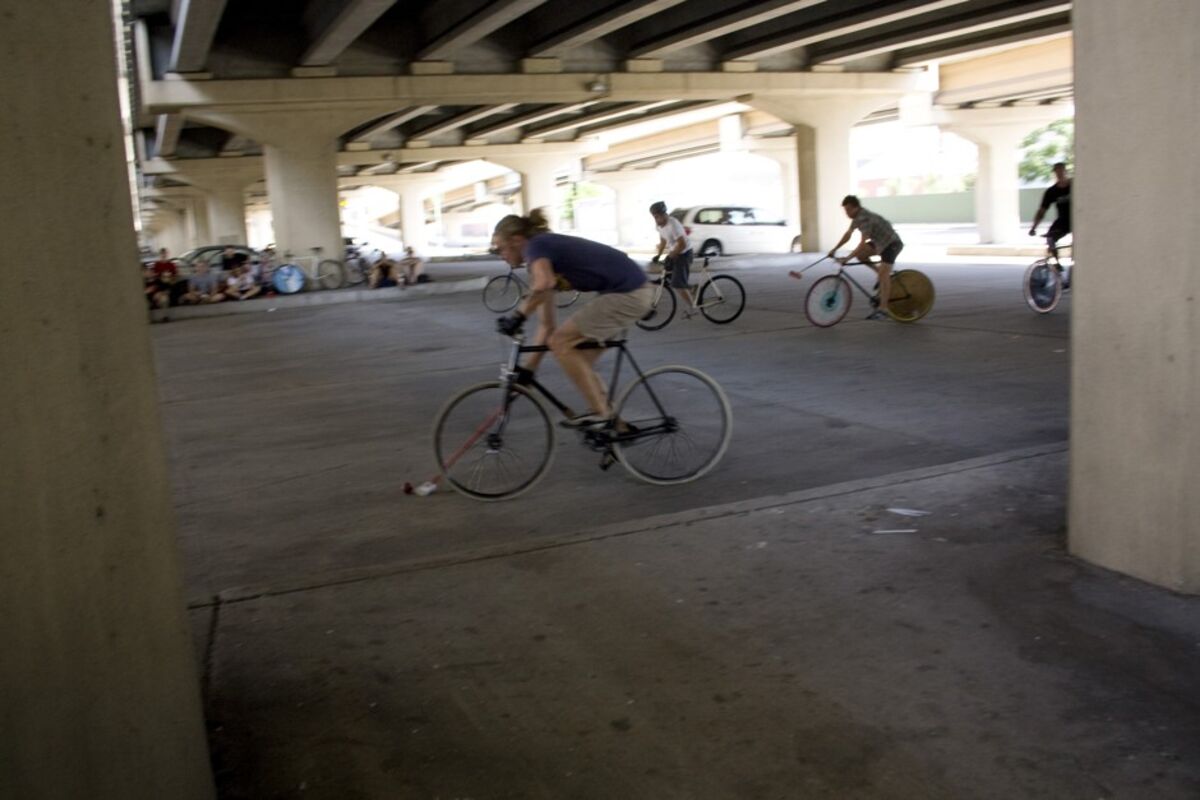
[
  {"xmin": 636, "ymin": 281, "xmax": 676, "ymax": 331},
  {"xmin": 611, "ymin": 366, "xmax": 732, "ymax": 485},
  {"xmin": 1023, "ymin": 260, "xmax": 1062, "ymax": 313},
  {"xmin": 343, "ymin": 257, "xmax": 367, "ymax": 286},
  {"xmin": 698, "ymin": 274, "xmax": 746, "ymax": 324},
  {"xmin": 556, "ymin": 289, "xmax": 581, "ymax": 308},
  {"xmin": 432, "ymin": 381, "xmax": 554, "ymax": 501},
  {"xmin": 887, "ymin": 269, "xmax": 935, "ymax": 322},
  {"xmin": 317, "ymin": 259, "xmax": 345, "ymax": 290},
  {"xmin": 483, "ymin": 274, "xmax": 524, "ymax": 312},
  {"xmin": 804, "ymin": 275, "xmax": 852, "ymax": 327}
]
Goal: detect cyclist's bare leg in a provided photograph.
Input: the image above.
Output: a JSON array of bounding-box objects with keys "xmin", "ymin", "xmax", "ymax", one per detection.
[
  {"xmin": 549, "ymin": 320, "xmax": 610, "ymax": 417},
  {"xmin": 876, "ymin": 261, "xmax": 894, "ymax": 312}
]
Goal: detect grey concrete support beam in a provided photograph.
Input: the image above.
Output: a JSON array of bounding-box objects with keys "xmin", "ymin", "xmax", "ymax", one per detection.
[
  {"xmin": 725, "ymin": 0, "xmax": 976, "ymax": 61},
  {"xmin": 524, "ymin": 100, "xmax": 678, "ymax": 140},
  {"xmin": 1, "ymin": 2, "xmax": 215, "ymax": 797},
  {"xmin": 169, "ymin": 0, "xmax": 229, "ymax": 73},
  {"xmin": 154, "ymin": 113, "xmax": 185, "ymax": 157},
  {"xmin": 630, "ymin": 0, "xmax": 829, "ymax": 59},
  {"xmin": 301, "ymin": 0, "xmax": 398, "ymax": 67},
  {"xmin": 529, "ymin": 0, "xmax": 689, "ymax": 57},
  {"xmin": 812, "ymin": 1, "xmax": 1071, "ymax": 66},
  {"xmin": 408, "ymin": 104, "xmax": 518, "ymax": 143},
  {"xmin": 352, "ymin": 106, "xmax": 439, "ymax": 143},
  {"xmin": 1070, "ymin": 0, "xmax": 1200, "ymax": 594},
  {"xmin": 465, "ymin": 101, "xmax": 599, "ymax": 142},
  {"xmin": 420, "ymin": 0, "xmax": 552, "ymax": 61}
]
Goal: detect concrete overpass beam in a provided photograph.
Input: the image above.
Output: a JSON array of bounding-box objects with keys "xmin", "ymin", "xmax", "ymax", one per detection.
[
  {"xmin": 262, "ymin": 133, "xmax": 344, "ymax": 265},
  {"xmin": 492, "ymin": 154, "xmax": 579, "ymax": 231},
  {"xmin": 1071, "ymin": 0, "xmax": 1200, "ymax": 593}
]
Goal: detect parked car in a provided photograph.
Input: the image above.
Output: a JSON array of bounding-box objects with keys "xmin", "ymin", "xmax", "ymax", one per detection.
[
  {"xmin": 175, "ymin": 245, "xmax": 259, "ymax": 275},
  {"xmin": 670, "ymin": 206, "xmax": 793, "ymax": 256}
]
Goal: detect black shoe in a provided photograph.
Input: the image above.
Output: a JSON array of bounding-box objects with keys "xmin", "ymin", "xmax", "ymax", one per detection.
[
  {"xmin": 865, "ymin": 310, "xmax": 889, "ymax": 321},
  {"xmin": 560, "ymin": 412, "xmax": 608, "ymax": 430}
]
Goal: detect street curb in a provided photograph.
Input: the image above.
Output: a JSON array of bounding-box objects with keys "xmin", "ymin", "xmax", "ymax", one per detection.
[
  {"xmin": 188, "ymin": 441, "xmax": 1068, "ymax": 608},
  {"xmin": 151, "ymin": 276, "xmax": 489, "ymax": 322}
]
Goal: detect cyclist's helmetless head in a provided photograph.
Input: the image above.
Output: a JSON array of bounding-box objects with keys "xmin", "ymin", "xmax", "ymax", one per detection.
[
  {"xmin": 649, "ymin": 201, "xmax": 668, "ymax": 225},
  {"xmin": 1053, "ymin": 162, "xmax": 1070, "ymax": 182},
  {"xmin": 492, "ymin": 209, "xmax": 551, "ymax": 267},
  {"xmin": 841, "ymin": 195, "xmax": 862, "ymax": 218}
]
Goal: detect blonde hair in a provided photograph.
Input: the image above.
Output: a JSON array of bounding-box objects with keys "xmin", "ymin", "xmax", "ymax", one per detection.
[{"xmin": 493, "ymin": 208, "xmax": 551, "ymax": 239}]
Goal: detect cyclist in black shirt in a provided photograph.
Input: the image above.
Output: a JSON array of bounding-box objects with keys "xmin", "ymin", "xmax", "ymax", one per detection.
[{"xmin": 1029, "ymin": 162, "xmax": 1071, "ymax": 258}]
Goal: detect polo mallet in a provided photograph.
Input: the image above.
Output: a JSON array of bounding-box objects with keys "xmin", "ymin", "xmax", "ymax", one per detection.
[
  {"xmin": 789, "ymin": 254, "xmax": 832, "ymax": 282},
  {"xmin": 403, "ymin": 407, "xmax": 504, "ymax": 497}
]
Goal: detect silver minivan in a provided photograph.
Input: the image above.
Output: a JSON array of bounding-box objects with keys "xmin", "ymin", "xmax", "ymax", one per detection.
[{"xmin": 671, "ymin": 206, "xmax": 793, "ymax": 256}]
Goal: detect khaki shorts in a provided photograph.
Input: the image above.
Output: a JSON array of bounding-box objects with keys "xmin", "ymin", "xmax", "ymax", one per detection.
[{"xmin": 570, "ymin": 285, "xmax": 655, "ymax": 342}]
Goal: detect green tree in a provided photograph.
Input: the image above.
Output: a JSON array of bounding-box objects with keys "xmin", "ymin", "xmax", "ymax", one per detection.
[{"xmin": 1020, "ymin": 118, "xmax": 1074, "ymax": 183}]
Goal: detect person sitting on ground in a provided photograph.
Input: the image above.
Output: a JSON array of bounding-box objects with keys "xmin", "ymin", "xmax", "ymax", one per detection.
[
  {"xmin": 649, "ymin": 201, "xmax": 696, "ymax": 315},
  {"xmin": 492, "ymin": 208, "xmax": 654, "ymax": 429},
  {"xmin": 369, "ymin": 255, "xmax": 399, "ymax": 288},
  {"xmin": 398, "ymin": 246, "xmax": 425, "ymax": 285},
  {"xmin": 224, "ymin": 263, "xmax": 262, "ymax": 301},
  {"xmin": 827, "ymin": 195, "xmax": 904, "ymax": 321},
  {"xmin": 1029, "ymin": 161, "xmax": 1072, "ymax": 266},
  {"xmin": 149, "ymin": 247, "xmax": 187, "ymax": 306},
  {"xmin": 220, "ymin": 245, "xmax": 247, "ymax": 275},
  {"xmin": 180, "ymin": 259, "xmax": 225, "ymax": 304}
]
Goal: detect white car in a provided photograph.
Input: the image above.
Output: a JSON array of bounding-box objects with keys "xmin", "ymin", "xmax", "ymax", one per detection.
[{"xmin": 671, "ymin": 206, "xmax": 794, "ymax": 256}]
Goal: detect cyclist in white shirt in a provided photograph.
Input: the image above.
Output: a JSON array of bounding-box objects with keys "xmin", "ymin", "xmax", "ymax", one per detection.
[{"xmin": 650, "ymin": 201, "xmax": 696, "ymax": 315}]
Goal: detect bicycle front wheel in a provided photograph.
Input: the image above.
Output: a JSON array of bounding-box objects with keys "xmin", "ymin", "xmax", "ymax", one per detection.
[
  {"xmin": 1023, "ymin": 260, "xmax": 1062, "ymax": 313},
  {"xmin": 805, "ymin": 275, "xmax": 852, "ymax": 327},
  {"xmin": 887, "ymin": 269, "xmax": 935, "ymax": 322},
  {"xmin": 698, "ymin": 274, "xmax": 746, "ymax": 324},
  {"xmin": 556, "ymin": 289, "xmax": 581, "ymax": 309},
  {"xmin": 317, "ymin": 259, "xmax": 345, "ymax": 290},
  {"xmin": 432, "ymin": 382, "xmax": 555, "ymax": 501},
  {"xmin": 612, "ymin": 366, "xmax": 732, "ymax": 485},
  {"xmin": 636, "ymin": 281, "xmax": 676, "ymax": 331},
  {"xmin": 483, "ymin": 274, "xmax": 524, "ymax": 312}
]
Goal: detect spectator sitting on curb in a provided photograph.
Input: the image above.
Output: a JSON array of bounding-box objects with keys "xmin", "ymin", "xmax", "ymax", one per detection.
[
  {"xmin": 180, "ymin": 259, "xmax": 226, "ymax": 304},
  {"xmin": 398, "ymin": 246, "xmax": 425, "ymax": 285},
  {"xmin": 369, "ymin": 256, "xmax": 399, "ymax": 288},
  {"xmin": 224, "ymin": 263, "xmax": 262, "ymax": 301}
]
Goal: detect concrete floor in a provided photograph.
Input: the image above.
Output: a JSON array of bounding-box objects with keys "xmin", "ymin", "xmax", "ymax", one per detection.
[{"xmin": 153, "ymin": 259, "xmax": 1200, "ymax": 798}]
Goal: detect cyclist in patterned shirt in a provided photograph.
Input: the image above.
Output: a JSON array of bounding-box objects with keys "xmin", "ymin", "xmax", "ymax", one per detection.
[{"xmin": 828, "ymin": 195, "xmax": 904, "ymax": 321}]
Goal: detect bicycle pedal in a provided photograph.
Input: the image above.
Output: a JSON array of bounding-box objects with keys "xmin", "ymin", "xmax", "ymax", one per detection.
[{"xmin": 599, "ymin": 451, "xmax": 617, "ymax": 470}]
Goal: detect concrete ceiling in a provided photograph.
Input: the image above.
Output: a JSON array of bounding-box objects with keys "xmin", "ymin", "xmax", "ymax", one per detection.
[{"xmin": 131, "ymin": 0, "xmax": 1073, "ymax": 178}]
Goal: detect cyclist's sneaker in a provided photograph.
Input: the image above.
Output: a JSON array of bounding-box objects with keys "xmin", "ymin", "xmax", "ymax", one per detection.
[
  {"xmin": 560, "ymin": 412, "xmax": 609, "ymax": 430},
  {"xmin": 865, "ymin": 310, "xmax": 890, "ymax": 321}
]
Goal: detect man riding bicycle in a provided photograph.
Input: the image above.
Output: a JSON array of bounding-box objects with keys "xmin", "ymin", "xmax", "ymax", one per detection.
[
  {"xmin": 492, "ymin": 209, "xmax": 654, "ymax": 428},
  {"xmin": 649, "ymin": 201, "xmax": 696, "ymax": 315},
  {"xmin": 828, "ymin": 195, "xmax": 904, "ymax": 321},
  {"xmin": 1029, "ymin": 162, "xmax": 1072, "ymax": 267}
]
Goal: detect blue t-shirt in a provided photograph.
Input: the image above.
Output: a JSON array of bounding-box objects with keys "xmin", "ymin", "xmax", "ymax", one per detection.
[{"xmin": 523, "ymin": 233, "xmax": 646, "ymax": 294}]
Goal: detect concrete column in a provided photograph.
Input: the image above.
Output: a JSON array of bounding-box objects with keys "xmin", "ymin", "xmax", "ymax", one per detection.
[
  {"xmin": 589, "ymin": 169, "xmax": 654, "ymax": 249},
  {"xmin": 1, "ymin": 1, "xmax": 215, "ymax": 797},
  {"xmin": 493, "ymin": 155, "xmax": 575, "ymax": 230},
  {"xmin": 1070, "ymin": 0, "xmax": 1200, "ymax": 593},
  {"xmin": 263, "ymin": 134, "xmax": 343, "ymax": 263},
  {"xmin": 202, "ymin": 182, "xmax": 248, "ymax": 245},
  {"xmin": 748, "ymin": 140, "xmax": 803, "ymax": 246},
  {"xmin": 374, "ymin": 175, "xmax": 445, "ymax": 253},
  {"xmin": 939, "ymin": 107, "xmax": 1064, "ymax": 243},
  {"xmin": 187, "ymin": 194, "xmax": 210, "ymax": 246},
  {"xmin": 747, "ymin": 97, "xmax": 899, "ymax": 252}
]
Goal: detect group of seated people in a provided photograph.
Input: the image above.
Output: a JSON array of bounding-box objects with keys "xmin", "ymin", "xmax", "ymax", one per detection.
[{"xmin": 144, "ymin": 245, "xmax": 427, "ymax": 316}]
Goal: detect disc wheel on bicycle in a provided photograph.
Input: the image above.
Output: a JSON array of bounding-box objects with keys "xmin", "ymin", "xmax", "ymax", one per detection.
[
  {"xmin": 317, "ymin": 259, "xmax": 345, "ymax": 290},
  {"xmin": 611, "ymin": 366, "xmax": 732, "ymax": 485},
  {"xmin": 636, "ymin": 281, "xmax": 677, "ymax": 331},
  {"xmin": 698, "ymin": 274, "xmax": 746, "ymax": 324},
  {"xmin": 432, "ymin": 381, "xmax": 555, "ymax": 501},
  {"xmin": 804, "ymin": 275, "xmax": 852, "ymax": 327},
  {"xmin": 886, "ymin": 269, "xmax": 935, "ymax": 322},
  {"xmin": 272, "ymin": 264, "xmax": 306, "ymax": 294},
  {"xmin": 483, "ymin": 273, "xmax": 524, "ymax": 312},
  {"xmin": 1023, "ymin": 260, "xmax": 1062, "ymax": 313}
]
